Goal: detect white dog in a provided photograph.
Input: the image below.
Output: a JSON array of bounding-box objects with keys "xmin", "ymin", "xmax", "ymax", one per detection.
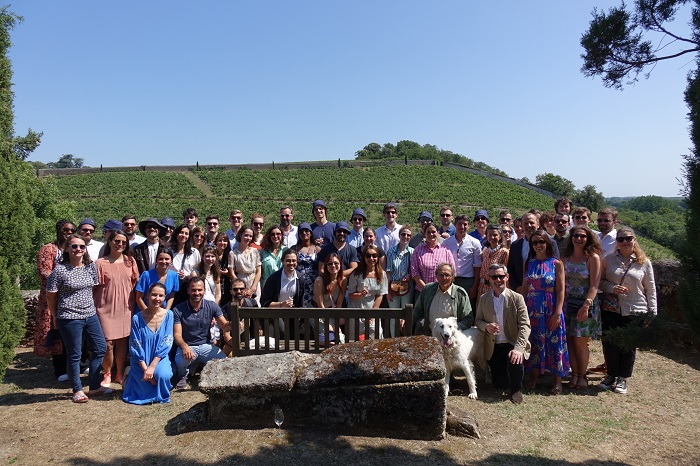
[{"xmin": 431, "ymin": 317, "xmax": 484, "ymax": 400}]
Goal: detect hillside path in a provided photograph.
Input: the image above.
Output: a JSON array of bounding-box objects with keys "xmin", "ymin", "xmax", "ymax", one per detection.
[{"xmin": 180, "ymin": 171, "xmax": 214, "ymax": 197}]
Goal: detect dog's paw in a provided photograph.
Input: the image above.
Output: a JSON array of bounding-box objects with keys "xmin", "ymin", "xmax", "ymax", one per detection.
[{"xmin": 467, "ymin": 392, "xmax": 478, "ymax": 400}]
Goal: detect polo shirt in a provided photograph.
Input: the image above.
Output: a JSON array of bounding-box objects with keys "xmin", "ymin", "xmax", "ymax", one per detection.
[
  {"xmin": 318, "ymin": 241, "xmax": 358, "ymax": 270},
  {"xmin": 173, "ymin": 299, "xmax": 223, "ymax": 346}
]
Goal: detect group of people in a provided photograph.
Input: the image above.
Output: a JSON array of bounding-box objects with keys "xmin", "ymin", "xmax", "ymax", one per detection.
[{"xmin": 34, "ymin": 197, "xmax": 657, "ymax": 405}]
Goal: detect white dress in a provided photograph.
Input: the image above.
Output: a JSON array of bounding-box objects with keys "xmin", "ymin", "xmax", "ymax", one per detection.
[{"xmin": 347, "ymin": 271, "xmax": 388, "ymax": 339}]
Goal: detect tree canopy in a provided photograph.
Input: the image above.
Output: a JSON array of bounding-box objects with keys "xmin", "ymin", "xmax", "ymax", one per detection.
[
  {"xmin": 354, "ymin": 140, "xmax": 508, "ymax": 176},
  {"xmin": 581, "ymin": 0, "xmax": 700, "ymax": 335},
  {"xmin": 535, "ymin": 173, "xmax": 576, "ymax": 197}
]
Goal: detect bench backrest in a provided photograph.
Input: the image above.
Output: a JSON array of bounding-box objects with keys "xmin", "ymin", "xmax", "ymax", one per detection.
[{"xmin": 232, "ymin": 304, "xmax": 413, "ymax": 356}]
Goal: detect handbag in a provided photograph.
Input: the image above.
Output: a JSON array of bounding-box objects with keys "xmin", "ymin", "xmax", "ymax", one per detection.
[{"xmin": 601, "ymin": 258, "xmax": 633, "ymax": 313}]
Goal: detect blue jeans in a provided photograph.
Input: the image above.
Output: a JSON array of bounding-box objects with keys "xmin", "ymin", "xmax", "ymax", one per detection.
[
  {"xmin": 56, "ymin": 315, "xmax": 107, "ymax": 393},
  {"xmin": 174, "ymin": 343, "xmax": 226, "ymax": 379}
]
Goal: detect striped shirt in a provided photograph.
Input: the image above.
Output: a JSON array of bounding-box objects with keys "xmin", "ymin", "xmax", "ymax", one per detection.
[{"xmin": 410, "ymin": 243, "xmax": 456, "ymax": 291}]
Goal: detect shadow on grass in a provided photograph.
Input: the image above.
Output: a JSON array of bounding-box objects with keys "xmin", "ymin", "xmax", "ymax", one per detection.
[
  {"xmin": 653, "ymin": 342, "xmax": 700, "ymax": 371},
  {"xmin": 59, "ymin": 450, "xmax": 632, "ymax": 466}
]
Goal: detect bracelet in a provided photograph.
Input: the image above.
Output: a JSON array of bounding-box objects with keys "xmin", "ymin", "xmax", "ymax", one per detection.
[{"xmin": 584, "ymin": 298, "xmax": 593, "ymax": 306}]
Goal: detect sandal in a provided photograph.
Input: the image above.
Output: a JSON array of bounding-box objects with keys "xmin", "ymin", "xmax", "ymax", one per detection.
[
  {"xmin": 550, "ymin": 384, "xmax": 562, "ymax": 395},
  {"xmin": 577, "ymin": 374, "xmax": 589, "ymax": 390},
  {"xmin": 72, "ymin": 392, "xmax": 89, "ymax": 403},
  {"xmin": 568, "ymin": 373, "xmax": 579, "ymax": 389},
  {"xmin": 589, "ymin": 363, "xmax": 607, "ymax": 374},
  {"xmin": 100, "ymin": 372, "xmax": 111, "ymax": 388},
  {"xmin": 113, "ymin": 373, "xmax": 123, "ymax": 385}
]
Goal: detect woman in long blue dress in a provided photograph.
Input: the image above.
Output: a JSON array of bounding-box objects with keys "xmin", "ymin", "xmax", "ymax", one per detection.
[
  {"xmin": 523, "ymin": 230, "xmax": 569, "ymax": 394},
  {"xmin": 293, "ymin": 222, "xmax": 321, "ymax": 307},
  {"xmin": 123, "ymin": 282, "xmax": 174, "ymax": 404}
]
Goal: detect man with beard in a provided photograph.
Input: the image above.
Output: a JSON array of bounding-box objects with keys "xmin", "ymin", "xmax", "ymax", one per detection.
[
  {"xmin": 173, "ymin": 277, "xmax": 233, "ymax": 389},
  {"xmin": 507, "ymin": 213, "xmax": 559, "ymax": 291},
  {"xmin": 279, "ymin": 206, "xmax": 298, "ymax": 248},
  {"xmin": 317, "ymin": 221, "xmax": 358, "ymax": 277},
  {"xmin": 132, "ymin": 218, "xmax": 166, "ymax": 275},
  {"xmin": 596, "ymin": 208, "xmax": 618, "ymax": 257},
  {"xmin": 122, "ymin": 215, "xmax": 145, "ymax": 246}
]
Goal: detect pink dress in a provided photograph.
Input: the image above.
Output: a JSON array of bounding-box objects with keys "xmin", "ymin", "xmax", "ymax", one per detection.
[{"xmin": 95, "ymin": 257, "xmax": 139, "ymax": 339}]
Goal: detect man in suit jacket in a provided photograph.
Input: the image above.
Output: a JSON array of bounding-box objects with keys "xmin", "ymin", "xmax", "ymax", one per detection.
[
  {"xmin": 260, "ymin": 249, "xmax": 304, "ymax": 337},
  {"xmin": 132, "ymin": 218, "xmax": 166, "ymax": 275},
  {"xmin": 475, "ymin": 263, "xmax": 531, "ymax": 404}
]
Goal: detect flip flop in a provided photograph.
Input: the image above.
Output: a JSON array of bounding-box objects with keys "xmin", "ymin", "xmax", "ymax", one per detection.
[
  {"xmin": 88, "ymin": 387, "xmax": 113, "ymax": 397},
  {"xmin": 72, "ymin": 392, "xmax": 88, "ymax": 403}
]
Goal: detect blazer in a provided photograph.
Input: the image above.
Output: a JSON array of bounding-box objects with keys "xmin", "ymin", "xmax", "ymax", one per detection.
[
  {"xmin": 475, "ymin": 287, "xmax": 531, "ymax": 360},
  {"xmin": 132, "ymin": 241, "xmax": 162, "ymax": 276},
  {"xmin": 260, "ymin": 269, "xmax": 304, "ymax": 308}
]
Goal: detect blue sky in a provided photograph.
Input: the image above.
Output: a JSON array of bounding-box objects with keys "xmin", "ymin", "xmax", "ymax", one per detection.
[{"xmin": 8, "ymin": 1, "xmax": 693, "ymax": 197}]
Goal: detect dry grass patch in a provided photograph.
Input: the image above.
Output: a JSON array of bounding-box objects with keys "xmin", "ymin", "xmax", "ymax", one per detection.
[{"xmin": 0, "ymin": 340, "xmax": 698, "ymax": 465}]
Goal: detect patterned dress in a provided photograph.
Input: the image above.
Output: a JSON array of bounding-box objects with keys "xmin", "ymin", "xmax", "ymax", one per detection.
[
  {"xmin": 564, "ymin": 258, "xmax": 601, "ymax": 338},
  {"xmin": 296, "ymin": 250, "xmax": 318, "ymax": 307},
  {"xmin": 525, "ymin": 257, "xmax": 570, "ymax": 377},
  {"xmin": 476, "ymin": 246, "xmax": 509, "ymax": 308},
  {"xmin": 34, "ymin": 243, "xmax": 63, "ymax": 357}
]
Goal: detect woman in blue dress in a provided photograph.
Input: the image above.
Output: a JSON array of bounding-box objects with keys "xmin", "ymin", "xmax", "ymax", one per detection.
[
  {"xmin": 135, "ymin": 249, "xmax": 179, "ymax": 310},
  {"xmin": 123, "ymin": 282, "xmax": 174, "ymax": 404},
  {"xmin": 293, "ymin": 222, "xmax": 321, "ymax": 307},
  {"xmin": 523, "ymin": 230, "xmax": 569, "ymax": 394}
]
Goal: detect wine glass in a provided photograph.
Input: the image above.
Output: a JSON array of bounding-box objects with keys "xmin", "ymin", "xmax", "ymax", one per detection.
[{"xmin": 274, "ymin": 407, "xmax": 284, "ymax": 428}]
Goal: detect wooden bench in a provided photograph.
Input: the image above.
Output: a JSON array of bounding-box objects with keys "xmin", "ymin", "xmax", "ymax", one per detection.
[{"xmin": 231, "ymin": 304, "xmax": 413, "ymax": 356}]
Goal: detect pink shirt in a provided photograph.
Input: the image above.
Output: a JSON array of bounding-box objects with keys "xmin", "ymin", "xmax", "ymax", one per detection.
[{"xmin": 410, "ymin": 243, "xmax": 456, "ymax": 291}]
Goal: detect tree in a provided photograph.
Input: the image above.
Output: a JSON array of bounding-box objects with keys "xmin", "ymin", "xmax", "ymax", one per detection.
[
  {"xmin": 535, "ymin": 172, "xmax": 576, "ymax": 197},
  {"xmin": 0, "ymin": 6, "xmax": 33, "ymax": 381},
  {"xmin": 580, "ymin": 0, "xmax": 700, "ymax": 336},
  {"xmin": 47, "ymin": 153, "xmax": 84, "ymax": 168},
  {"xmin": 574, "ymin": 184, "xmax": 606, "ymax": 212}
]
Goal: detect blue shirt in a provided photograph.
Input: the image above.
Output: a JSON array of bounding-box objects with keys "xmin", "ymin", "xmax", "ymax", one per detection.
[
  {"xmin": 135, "ymin": 269, "xmax": 180, "ymax": 307},
  {"xmin": 311, "ymin": 221, "xmax": 336, "ymax": 248},
  {"xmin": 173, "ymin": 299, "xmax": 223, "ymax": 346}
]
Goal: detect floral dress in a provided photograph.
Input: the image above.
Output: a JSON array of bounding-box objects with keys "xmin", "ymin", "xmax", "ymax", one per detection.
[
  {"xmin": 476, "ymin": 245, "xmax": 509, "ymax": 308},
  {"xmin": 564, "ymin": 258, "xmax": 601, "ymax": 338},
  {"xmin": 525, "ymin": 257, "xmax": 570, "ymax": 377},
  {"xmin": 296, "ymin": 250, "xmax": 318, "ymax": 307},
  {"xmin": 35, "ymin": 242, "xmax": 63, "ymax": 357}
]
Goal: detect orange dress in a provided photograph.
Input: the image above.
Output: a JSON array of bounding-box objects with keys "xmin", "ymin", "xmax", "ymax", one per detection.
[{"xmin": 94, "ymin": 257, "xmax": 139, "ymax": 340}]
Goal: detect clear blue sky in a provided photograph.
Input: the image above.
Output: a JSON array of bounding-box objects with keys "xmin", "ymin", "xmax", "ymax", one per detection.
[{"xmin": 8, "ymin": 1, "xmax": 692, "ymax": 197}]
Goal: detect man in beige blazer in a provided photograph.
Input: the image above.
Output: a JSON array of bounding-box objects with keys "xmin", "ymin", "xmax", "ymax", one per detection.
[{"xmin": 475, "ymin": 263, "xmax": 531, "ymax": 404}]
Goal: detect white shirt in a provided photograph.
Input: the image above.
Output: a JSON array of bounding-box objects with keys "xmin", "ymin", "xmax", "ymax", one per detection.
[
  {"xmin": 428, "ymin": 285, "xmax": 454, "ymax": 325},
  {"xmin": 281, "ymin": 225, "xmax": 298, "ymax": 248},
  {"xmin": 597, "ymin": 229, "xmax": 617, "ymax": 257},
  {"xmin": 129, "ymin": 234, "xmax": 146, "ymax": 246},
  {"xmin": 147, "ymin": 241, "xmax": 160, "ymax": 269},
  {"xmin": 442, "ymin": 234, "xmax": 483, "ymax": 278},
  {"xmin": 492, "ymin": 292, "xmax": 507, "ymax": 344},
  {"xmin": 86, "ymin": 240, "xmax": 104, "ymax": 262},
  {"xmin": 279, "ymin": 270, "xmax": 298, "ymax": 303},
  {"xmin": 376, "ymin": 224, "xmax": 401, "ymax": 253}
]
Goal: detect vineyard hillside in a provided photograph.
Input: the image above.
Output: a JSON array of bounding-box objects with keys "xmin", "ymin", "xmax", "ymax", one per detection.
[{"xmin": 52, "ymin": 165, "xmax": 555, "ymax": 229}]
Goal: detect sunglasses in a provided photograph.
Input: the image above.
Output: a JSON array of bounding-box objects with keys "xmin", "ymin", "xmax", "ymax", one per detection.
[
  {"xmin": 574, "ymin": 215, "xmax": 588, "ymax": 220},
  {"xmin": 616, "ymin": 236, "xmax": 634, "ymax": 243},
  {"xmin": 597, "ymin": 218, "xmax": 612, "ymax": 223},
  {"xmin": 385, "ymin": 211, "xmax": 397, "ymax": 215},
  {"xmin": 62, "ymin": 227, "xmax": 76, "ymax": 233},
  {"xmin": 440, "ymin": 213, "xmax": 452, "ymax": 218},
  {"xmin": 207, "ymin": 222, "xmax": 219, "ymax": 226},
  {"xmin": 489, "ymin": 274, "xmax": 506, "ymax": 280},
  {"xmin": 556, "ymin": 219, "xmax": 569, "ymax": 224},
  {"xmin": 352, "ymin": 217, "xmax": 364, "ymax": 222},
  {"xmin": 419, "ymin": 218, "xmax": 432, "ymax": 223},
  {"xmin": 112, "ymin": 240, "xmax": 127, "ymax": 245},
  {"xmin": 253, "ymin": 222, "xmax": 264, "ymax": 227},
  {"xmin": 231, "ymin": 216, "xmax": 243, "ymax": 221},
  {"xmin": 531, "ymin": 240, "xmax": 547, "ymax": 246},
  {"xmin": 499, "ymin": 218, "xmax": 512, "ymax": 223},
  {"xmin": 475, "ymin": 216, "xmax": 488, "ymax": 221},
  {"xmin": 69, "ymin": 244, "xmax": 86, "ymax": 250},
  {"xmin": 80, "ymin": 228, "xmax": 94, "ymax": 234},
  {"xmin": 123, "ymin": 222, "xmax": 136, "ymax": 227},
  {"xmin": 400, "ymin": 232, "xmax": 412, "ymax": 237},
  {"xmin": 280, "ymin": 214, "xmax": 291, "ymax": 218},
  {"xmin": 365, "ymin": 254, "xmax": 378, "ymax": 258},
  {"xmin": 572, "ymin": 234, "xmax": 587, "ymax": 239}
]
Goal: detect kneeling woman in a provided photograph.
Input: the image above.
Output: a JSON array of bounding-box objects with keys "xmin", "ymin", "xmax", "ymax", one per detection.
[{"xmin": 123, "ymin": 283, "xmax": 174, "ymax": 404}]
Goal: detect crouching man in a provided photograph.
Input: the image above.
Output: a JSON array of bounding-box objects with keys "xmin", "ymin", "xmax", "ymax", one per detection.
[
  {"xmin": 475, "ymin": 263, "xmax": 531, "ymax": 404},
  {"xmin": 173, "ymin": 277, "xmax": 233, "ymax": 389}
]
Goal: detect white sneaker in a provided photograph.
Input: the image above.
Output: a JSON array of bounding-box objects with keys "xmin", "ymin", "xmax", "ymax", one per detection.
[
  {"xmin": 57, "ymin": 374, "xmax": 69, "ymax": 382},
  {"xmin": 81, "ymin": 367, "xmax": 90, "ymax": 375}
]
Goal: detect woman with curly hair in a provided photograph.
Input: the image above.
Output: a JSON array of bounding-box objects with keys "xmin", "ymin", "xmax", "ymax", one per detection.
[{"xmin": 348, "ymin": 244, "xmax": 388, "ymax": 339}]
